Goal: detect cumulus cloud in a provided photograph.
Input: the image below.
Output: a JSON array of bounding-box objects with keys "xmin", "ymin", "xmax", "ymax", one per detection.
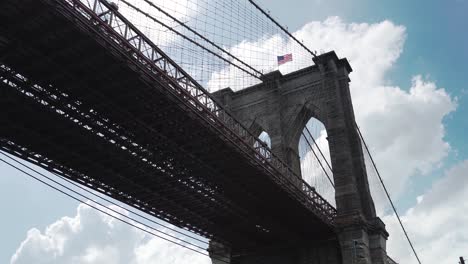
[
  {"xmin": 11, "ymin": 203, "xmax": 210, "ymax": 264},
  {"xmin": 208, "ymin": 16, "xmax": 456, "ymax": 207},
  {"xmin": 293, "ymin": 17, "xmax": 459, "ymax": 263},
  {"xmin": 299, "ymin": 18, "xmax": 456, "ymax": 212},
  {"xmin": 11, "ymin": 15, "xmax": 461, "ymax": 264},
  {"xmin": 362, "ymin": 76, "xmax": 456, "ymax": 209},
  {"xmin": 206, "ymin": 16, "xmax": 460, "ymax": 263},
  {"xmin": 384, "ymin": 160, "xmax": 468, "ymax": 264}
]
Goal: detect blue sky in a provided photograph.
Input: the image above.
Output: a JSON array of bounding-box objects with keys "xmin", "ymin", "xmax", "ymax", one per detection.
[
  {"xmin": 0, "ymin": 161, "xmax": 79, "ymax": 261},
  {"xmin": 257, "ymin": 0, "xmax": 468, "ymax": 212},
  {"xmin": 258, "ymin": 0, "xmax": 468, "ymax": 160},
  {"xmin": 1, "ymin": 0, "xmax": 468, "ymax": 263}
]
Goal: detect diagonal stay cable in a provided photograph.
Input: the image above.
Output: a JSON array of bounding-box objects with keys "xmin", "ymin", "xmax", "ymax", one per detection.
[
  {"xmin": 119, "ymin": 0, "xmax": 261, "ymax": 80},
  {"xmin": 301, "ymin": 132, "xmax": 335, "ymax": 188},
  {"xmin": 0, "ymin": 152, "xmax": 273, "ymax": 264},
  {"xmin": 304, "ymin": 125, "xmax": 333, "ymax": 173},
  {"xmin": 247, "ymin": 0, "xmax": 317, "ymax": 59},
  {"xmin": 138, "ymin": 0, "xmax": 264, "ymax": 78},
  {"xmin": 1, "ymin": 151, "xmax": 209, "ymax": 245},
  {"xmin": 0, "ymin": 154, "xmax": 211, "ymax": 253},
  {"xmin": 354, "ymin": 123, "xmax": 422, "ymax": 264}
]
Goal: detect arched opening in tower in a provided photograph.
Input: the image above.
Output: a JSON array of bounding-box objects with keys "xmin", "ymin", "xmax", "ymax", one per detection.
[
  {"xmin": 255, "ymin": 131, "xmax": 271, "ymax": 149},
  {"xmin": 298, "ymin": 118, "xmax": 335, "ymax": 206}
]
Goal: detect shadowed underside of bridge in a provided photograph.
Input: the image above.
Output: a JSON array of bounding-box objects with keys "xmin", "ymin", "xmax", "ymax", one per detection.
[{"xmin": 0, "ymin": 0, "xmax": 337, "ymax": 252}]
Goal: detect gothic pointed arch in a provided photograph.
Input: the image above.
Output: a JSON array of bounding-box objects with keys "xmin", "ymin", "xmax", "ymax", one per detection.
[{"xmin": 298, "ymin": 116, "xmax": 335, "ymax": 206}]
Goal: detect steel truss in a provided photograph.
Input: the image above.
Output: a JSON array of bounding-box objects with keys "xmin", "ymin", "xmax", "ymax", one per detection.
[
  {"xmin": 0, "ymin": 0, "xmax": 337, "ymax": 247},
  {"xmin": 63, "ymin": 0, "xmax": 335, "ymax": 221}
]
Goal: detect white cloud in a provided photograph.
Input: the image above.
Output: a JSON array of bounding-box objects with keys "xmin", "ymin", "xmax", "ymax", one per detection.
[
  {"xmin": 300, "ymin": 122, "xmax": 335, "ymax": 206},
  {"xmin": 299, "ymin": 18, "xmax": 456, "ymax": 213},
  {"xmin": 206, "ymin": 16, "xmax": 460, "ymax": 263},
  {"xmin": 362, "ymin": 75, "xmax": 456, "ymax": 209},
  {"xmin": 208, "ymin": 16, "xmax": 456, "ymax": 208},
  {"xmin": 11, "ymin": 203, "xmax": 210, "ymax": 264},
  {"xmin": 384, "ymin": 160, "xmax": 468, "ymax": 264},
  {"xmin": 293, "ymin": 18, "xmax": 460, "ymax": 263},
  {"xmin": 11, "ymin": 15, "xmax": 462, "ymax": 264}
]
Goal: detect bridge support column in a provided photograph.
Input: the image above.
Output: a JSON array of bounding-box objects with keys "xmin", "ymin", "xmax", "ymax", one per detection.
[
  {"xmin": 209, "ymin": 241, "xmax": 231, "ymax": 264},
  {"xmin": 312, "ymin": 53, "xmax": 390, "ymax": 264},
  {"xmin": 369, "ymin": 218, "xmax": 389, "ymax": 264},
  {"xmin": 217, "ymin": 241, "xmax": 342, "ymax": 264},
  {"xmin": 212, "ymin": 51, "xmax": 389, "ymax": 263},
  {"xmin": 336, "ymin": 213, "xmax": 372, "ymax": 264},
  {"xmin": 335, "ymin": 216, "xmax": 389, "ymax": 264}
]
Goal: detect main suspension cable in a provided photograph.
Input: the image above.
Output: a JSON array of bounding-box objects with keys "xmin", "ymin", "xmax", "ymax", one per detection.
[
  {"xmin": 247, "ymin": 0, "xmax": 317, "ymax": 59},
  {"xmin": 1, "ymin": 151, "xmax": 209, "ymax": 245},
  {"xmin": 355, "ymin": 123, "xmax": 422, "ymax": 264},
  {"xmin": 137, "ymin": 0, "xmax": 264, "ymax": 78},
  {"xmin": 119, "ymin": 0, "xmax": 261, "ymax": 80},
  {"xmin": 0, "ymin": 154, "xmax": 236, "ymax": 262}
]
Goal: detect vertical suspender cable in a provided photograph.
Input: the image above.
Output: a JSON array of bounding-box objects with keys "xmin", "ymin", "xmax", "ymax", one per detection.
[{"xmin": 301, "ymin": 132, "xmax": 335, "ymax": 188}]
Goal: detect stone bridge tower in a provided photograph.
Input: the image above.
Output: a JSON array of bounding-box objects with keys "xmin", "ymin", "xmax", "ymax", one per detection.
[{"xmin": 211, "ymin": 51, "xmax": 389, "ymax": 264}]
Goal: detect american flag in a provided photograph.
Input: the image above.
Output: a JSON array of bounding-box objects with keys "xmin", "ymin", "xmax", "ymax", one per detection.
[{"xmin": 277, "ymin": 53, "xmax": 292, "ymax": 65}]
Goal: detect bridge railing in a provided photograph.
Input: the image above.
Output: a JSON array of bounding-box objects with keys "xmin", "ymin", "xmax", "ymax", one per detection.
[{"xmin": 58, "ymin": 0, "xmax": 337, "ymax": 223}]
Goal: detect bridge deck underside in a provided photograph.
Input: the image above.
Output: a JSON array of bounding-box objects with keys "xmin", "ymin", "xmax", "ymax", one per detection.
[{"xmin": 0, "ymin": 0, "xmax": 335, "ymax": 249}]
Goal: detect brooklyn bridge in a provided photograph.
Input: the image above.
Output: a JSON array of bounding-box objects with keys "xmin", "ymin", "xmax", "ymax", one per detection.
[{"xmin": 0, "ymin": 0, "xmax": 414, "ymax": 263}]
